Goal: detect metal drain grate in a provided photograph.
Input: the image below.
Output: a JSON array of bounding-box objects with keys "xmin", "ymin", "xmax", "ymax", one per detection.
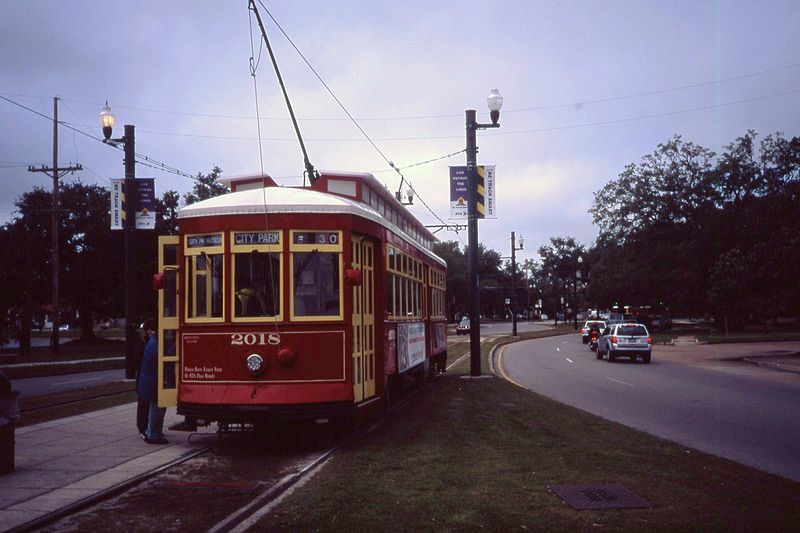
[{"xmin": 550, "ymin": 483, "xmax": 651, "ymax": 510}]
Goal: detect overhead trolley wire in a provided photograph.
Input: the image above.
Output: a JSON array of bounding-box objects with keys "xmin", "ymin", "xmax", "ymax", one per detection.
[
  {"xmin": 6, "ymin": 61, "xmax": 797, "ymax": 122},
  {"xmin": 0, "ymin": 94, "xmax": 198, "ymax": 182},
  {"xmin": 44, "ymin": 84, "xmax": 800, "ymax": 144},
  {"xmin": 254, "ymin": 0, "xmax": 453, "ymax": 230}
]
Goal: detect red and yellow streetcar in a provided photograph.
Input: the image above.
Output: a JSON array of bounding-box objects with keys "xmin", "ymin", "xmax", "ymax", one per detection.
[{"xmin": 154, "ymin": 171, "xmax": 447, "ymax": 430}]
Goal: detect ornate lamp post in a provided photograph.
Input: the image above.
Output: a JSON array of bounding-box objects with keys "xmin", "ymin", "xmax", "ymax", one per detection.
[
  {"xmin": 466, "ymin": 88, "xmax": 502, "ymax": 377},
  {"xmin": 510, "ymin": 232, "xmax": 524, "ymax": 336},
  {"xmin": 573, "ymin": 255, "xmax": 583, "ymax": 330},
  {"xmin": 100, "ymin": 102, "xmax": 138, "ymax": 379}
]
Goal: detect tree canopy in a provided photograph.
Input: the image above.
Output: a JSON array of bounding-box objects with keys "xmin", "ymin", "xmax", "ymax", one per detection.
[{"xmin": 588, "ymin": 131, "xmax": 800, "ymax": 326}]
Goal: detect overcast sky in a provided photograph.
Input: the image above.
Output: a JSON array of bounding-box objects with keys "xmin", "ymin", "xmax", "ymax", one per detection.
[{"xmin": 1, "ymin": 0, "xmax": 798, "ymax": 264}]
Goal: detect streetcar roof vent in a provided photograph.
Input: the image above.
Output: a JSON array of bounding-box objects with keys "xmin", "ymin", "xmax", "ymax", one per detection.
[{"xmin": 218, "ymin": 174, "xmax": 278, "ymax": 192}]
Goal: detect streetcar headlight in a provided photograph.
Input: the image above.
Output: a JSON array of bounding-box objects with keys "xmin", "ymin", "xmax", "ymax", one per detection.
[{"xmin": 246, "ymin": 353, "xmax": 265, "ymax": 376}]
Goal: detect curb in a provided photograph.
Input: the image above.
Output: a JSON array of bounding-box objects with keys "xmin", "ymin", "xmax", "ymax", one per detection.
[{"xmin": 742, "ymin": 354, "xmax": 800, "ymax": 374}]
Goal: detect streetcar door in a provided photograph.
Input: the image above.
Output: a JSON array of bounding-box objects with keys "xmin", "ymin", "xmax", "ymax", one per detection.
[
  {"xmin": 157, "ymin": 235, "xmax": 180, "ymax": 408},
  {"xmin": 351, "ymin": 237, "xmax": 376, "ymax": 402}
]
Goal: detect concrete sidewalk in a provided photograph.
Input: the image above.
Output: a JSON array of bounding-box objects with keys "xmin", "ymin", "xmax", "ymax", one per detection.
[
  {"xmin": 655, "ymin": 340, "xmax": 800, "ymax": 373},
  {"xmin": 0, "ymin": 403, "xmax": 216, "ymax": 532}
]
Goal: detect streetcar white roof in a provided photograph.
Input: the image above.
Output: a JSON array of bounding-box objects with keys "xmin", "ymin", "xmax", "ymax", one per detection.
[{"xmin": 178, "ymin": 186, "xmax": 446, "ymax": 267}]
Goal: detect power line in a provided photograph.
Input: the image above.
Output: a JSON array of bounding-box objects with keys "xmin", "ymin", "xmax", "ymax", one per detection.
[
  {"xmin": 0, "ymin": 94, "xmax": 197, "ymax": 181},
  {"xmin": 52, "ymin": 86, "xmax": 800, "ymax": 144},
  {"xmin": 6, "ymin": 61, "xmax": 798, "ymax": 122},
  {"xmin": 491, "ymin": 87, "xmax": 800, "ymax": 137},
  {"xmin": 254, "ymin": 0, "xmax": 450, "ymax": 229}
]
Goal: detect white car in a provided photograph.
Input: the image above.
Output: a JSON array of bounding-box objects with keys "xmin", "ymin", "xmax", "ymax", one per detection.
[
  {"xmin": 597, "ymin": 323, "xmax": 652, "ymax": 363},
  {"xmin": 581, "ymin": 320, "xmax": 606, "ymax": 344}
]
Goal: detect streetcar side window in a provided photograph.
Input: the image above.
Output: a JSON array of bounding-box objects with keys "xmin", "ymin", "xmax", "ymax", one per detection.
[
  {"xmin": 290, "ymin": 230, "xmax": 343, "ymax": 321},
  {"xmin": 429, "ymin": 268, "xmax": 446, "ymax": 319},
  {"xmin": 185, "ymin": 233, "xmax": 225, "ymax": 323},
  {"xmin": 386, "ymin": 244, "xmax": 424, "ymax": 320}
]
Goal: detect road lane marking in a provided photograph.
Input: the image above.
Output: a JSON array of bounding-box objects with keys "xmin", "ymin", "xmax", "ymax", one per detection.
[
  {"xmin": 57, "ymin": 376, "xmax": 104, "ymax": 386},
  {"xmin": 495, "ymin": 346, "xmax": 524, "ymax": 388},
  {"xmin": 556, "ymin": 347, "xmax": 560, "ymax": 352},
  {"xmin": 605, "ymin": 377, "xmax": 633, "ymax": 387},
  {"xmin": 566, "ymin": 358, "xmax": 574, "ymax": 364}
]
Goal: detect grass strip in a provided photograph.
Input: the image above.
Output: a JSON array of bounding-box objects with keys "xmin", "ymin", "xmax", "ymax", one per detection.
[{"xmin": 258, "ymin": 332, "xmax": 800, "ymax": 531}]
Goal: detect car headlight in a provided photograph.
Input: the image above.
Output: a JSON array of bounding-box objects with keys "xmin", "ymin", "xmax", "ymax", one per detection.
[{"xmin": 246, "ymin": 353, "xmax": 265, "ymax": 376}]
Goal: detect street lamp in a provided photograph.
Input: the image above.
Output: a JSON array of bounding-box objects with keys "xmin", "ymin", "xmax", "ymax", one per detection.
[
  {"xmin": 100, "ymin": 102, "xmax": 138, "ymax": 380},
  {"xmin": 466, "ymin": 88, "xmax": 502, "ymax": 377},
  {"xmin": 573, "ymin": 255, "xmax": 583, "ymax": 330},
  {"xmin": 510, "ymin": 231, "xmax": 524, "ymax": 336}
]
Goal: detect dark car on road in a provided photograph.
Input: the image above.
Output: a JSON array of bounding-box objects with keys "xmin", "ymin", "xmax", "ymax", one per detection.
[
  {"xmin": 456, "ymin": 317, "xmax": 470, "ymax": 335},
  {"xmin": 597, "ymin": 323, "xmax": 652, "ymax": 363}
]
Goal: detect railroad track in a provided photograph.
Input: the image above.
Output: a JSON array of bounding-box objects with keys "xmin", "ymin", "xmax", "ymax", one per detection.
[{"xmin": 22, "ymin": 357, "xmax": 467, "ymax": 531}]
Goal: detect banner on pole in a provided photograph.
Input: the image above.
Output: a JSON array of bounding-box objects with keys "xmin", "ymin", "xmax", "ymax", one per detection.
[
  {"xmin": 134, "ymin": 178, "xmax": 156, "ymax": 230},
  {"xmin": 110, "ymin": 179, "xmax": 123, "ymax": 230},
  {"xmin": 110, "ymin": 178, "xmax": 157, "ymax": 230},
  {"xmin": 449, "ymin": 165, "xmax": 496, "ymax": 219}
]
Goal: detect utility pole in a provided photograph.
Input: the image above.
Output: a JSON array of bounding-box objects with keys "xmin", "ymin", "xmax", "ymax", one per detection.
[{"xmin": 27, "ymin": 97, "xmax": 82, "ymax": 353}]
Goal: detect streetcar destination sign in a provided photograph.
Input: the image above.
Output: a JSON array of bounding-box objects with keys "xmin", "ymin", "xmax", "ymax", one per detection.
[
  {"xmin": 234, "ymin": 231, "xmax": 280, "ymax": 245},
  {"xmin": 187, "ymin": 234, "xmax": 222, "ymax": 248}
]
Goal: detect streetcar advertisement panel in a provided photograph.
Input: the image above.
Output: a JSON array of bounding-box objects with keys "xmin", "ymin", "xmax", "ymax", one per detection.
[
  {"xmin": 397, "ymin": 322, "xmax": 426, "ymax": 373},
  {"xmin": 181, "ymin": 330, "xmax": 345, "ymax": 383}
]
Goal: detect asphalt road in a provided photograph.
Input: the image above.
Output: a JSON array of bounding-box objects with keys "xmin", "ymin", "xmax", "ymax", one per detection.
[
  {"xmin": 499, "ymin": 333, "xmax": 800, "ymax": 482},
  {"xmin": 13, "ymin": 369, "xmax": 127, "ymax": 397},
  {"xmin": 451, "ymin": 320, "xmax": 554, "ymax": 338}
]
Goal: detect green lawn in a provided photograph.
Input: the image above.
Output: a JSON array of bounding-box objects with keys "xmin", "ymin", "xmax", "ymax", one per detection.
[{"xmin": 257, "ymin": 332, "xmax": 800, "ymax": 531}]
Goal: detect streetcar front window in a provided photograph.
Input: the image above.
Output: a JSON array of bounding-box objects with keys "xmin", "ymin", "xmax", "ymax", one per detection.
[
  {"xmin": 187, "ymin": 253, "xmax": 224, "ymax": 319},
  {"xmin": 293, "ymin": 251, "xmax": 340, "ymax": 317},
  {"xmin": 234, "ymin": 252, "xmax": 280, "ymax": 318}
]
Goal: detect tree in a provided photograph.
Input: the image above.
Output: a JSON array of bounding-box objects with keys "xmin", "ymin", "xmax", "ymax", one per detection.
[
  {"xmin": 58, "ymin": 183, "xmax": 125, "ymax": 339},
  {"xmin": 590, "ymin": 135, "xmax": 717, "ymax": 242},
  {"xmin": 588, "ymin": 131, "xmax": 800, "ymax": 322},
  {"xmin": 156, "ymin": 190, "xmax": 180, "ymax": 235},
  {"xmin": 183, "ymin": 165, "xmax": 228, "ymax": 205},
  {"xmin": 433, "ymin": 240, "xmax": 467, "ymax": 320},
  {"xmin": 2, "ymin": 182, "xmax": 125, "ymax": 342},
  {"xmin": 537, "ymin": 237, "xmax": 587, "ymax": 319}
]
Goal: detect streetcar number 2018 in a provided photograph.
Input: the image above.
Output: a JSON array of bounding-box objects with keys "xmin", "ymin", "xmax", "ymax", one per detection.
[{"xmin": 230, "ymin": 333, "xmax": 281, "ymax": 346}]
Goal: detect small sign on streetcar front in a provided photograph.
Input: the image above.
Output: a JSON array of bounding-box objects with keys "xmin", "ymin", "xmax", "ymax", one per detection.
[
  {"xmin": 293, "ymin": 231, "xmax": 338, "ymax": 245},
  {"xmin": 187, "ymin": 233, "xmax": 223, "ymax": 248}
]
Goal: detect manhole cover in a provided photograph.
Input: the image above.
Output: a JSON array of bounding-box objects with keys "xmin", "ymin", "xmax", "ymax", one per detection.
[{"xmin": 550, "ymin": 483, "xmax": 650, "ymax": 510}]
